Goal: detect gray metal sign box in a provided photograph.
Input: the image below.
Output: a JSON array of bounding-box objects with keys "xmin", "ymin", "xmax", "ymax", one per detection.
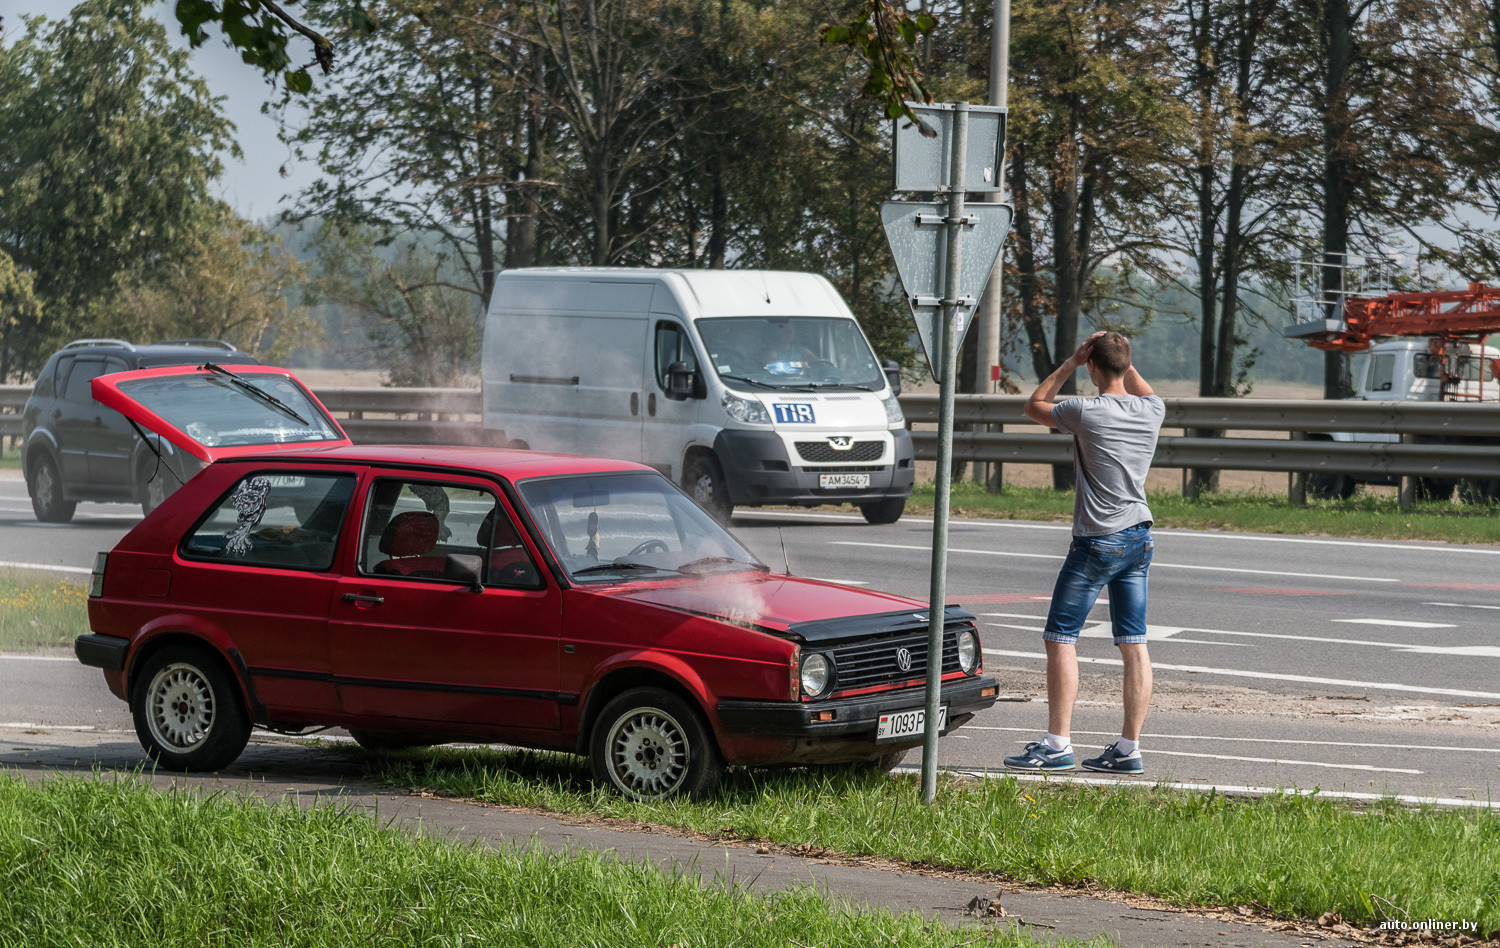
[
  {"xmin": 893, "ymin": 103, "xmax": 1007, "ymax": 193},
  {"xmin": 880, "ymin": 200, "xmax": 1013, "ymax": 375}
]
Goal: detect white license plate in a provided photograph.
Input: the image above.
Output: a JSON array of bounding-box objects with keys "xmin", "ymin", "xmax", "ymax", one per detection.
[
  {"xmin": 819, "ymin": 473, "xmax": 871, "ymax": 489},
  {"xmin": 876, "ymin": 706, "xmax": 947, "ymax": 742}
]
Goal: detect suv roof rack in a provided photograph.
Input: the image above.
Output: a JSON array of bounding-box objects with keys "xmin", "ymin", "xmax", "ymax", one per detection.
[
  {"xmin": 155, "ymin": 338, "xmax": 240, "ymax": 351},
  {"xmin": 63, "ymin": 339, "xmax": 136, "ymax": 351}
]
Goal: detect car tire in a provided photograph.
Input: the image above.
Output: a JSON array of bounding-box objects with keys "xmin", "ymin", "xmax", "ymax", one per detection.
[
  {"xmin": 590, "ymin": 687, "xmax": 723, "ymax": 801},
  {"xmin": 137, "ymin": 458, "xmax": 172, "ymax": 516},
  {"xmin": 857, "ymin": 746, "xmax": 911, "ymax": 773},
  {"xmin": 131, "ymin": 645, "xmax": 251, "ymax": 772},
  {"xmin": 1307, "ymin": 472, "xmax": 1356, "ymax": 501},
  {"xmin": 28, "ymin": 454, "xmax": 77, "ymax": 523},
  {"xmin": 859, "ymin": 497, "xmax": 906, "ymax": 524},
  {"xmin": 1415, "ymin": 477, "xmax": 1456, "ymax": 503},
  {"xmin": 347, "ymin": 729, "xmax": 433, "ymax": 752},
  {"xmin": 684, "ymin": 454, "xmax": 732, "ymax": 524}
]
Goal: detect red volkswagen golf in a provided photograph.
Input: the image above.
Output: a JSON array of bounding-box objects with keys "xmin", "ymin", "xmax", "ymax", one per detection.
[{"xmin": 76, "ymin": 364, "xmax": 998, "ymax": 799}]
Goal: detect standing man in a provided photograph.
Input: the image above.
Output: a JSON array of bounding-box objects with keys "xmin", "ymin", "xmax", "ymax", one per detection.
[{"xmin": 1004, "ymin": 331, "xmax": 1164, "ymax": 774}]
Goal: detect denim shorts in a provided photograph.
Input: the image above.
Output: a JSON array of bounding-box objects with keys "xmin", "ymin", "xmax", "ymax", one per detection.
[{"xmin": 1042, "ymin": 523, "xmax": 1153, "ymax": 645}]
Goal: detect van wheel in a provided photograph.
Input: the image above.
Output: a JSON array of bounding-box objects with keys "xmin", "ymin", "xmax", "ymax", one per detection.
[
  {"xmin": 859, "ymin": 497, "xmax": 906, "ymax": 524},
  {"xmin": 131, "ymin": 645, "xmax": 250, "ymax": 772},
  {"xmin": 684, "ymin": 454, "xmax": 732, "ymax": 523},
  {"xmin": 1307, "ymin": 473, "xmax": 1355, "ymax": 500},
  {"xmin": 137, "ymin": 458, "xmax": 171, "ymax": 515},
  {"xmin": 29, "ymin": 455, "xmax": 76, "ymax": 523},
  {"xmin": 590, "ymin": 687, "xmax": 723, "ymax": 800},
  {"xmin": 1415, "ymin": 477, "xmax": 1456, "ymax": 502}
]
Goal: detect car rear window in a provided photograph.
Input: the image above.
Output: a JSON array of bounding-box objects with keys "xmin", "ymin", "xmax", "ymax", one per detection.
[
  {"xmin": 117, "ymin": 373, "xmax": 343, "ymax": 448},
  {"xmin": 182, "ymin": 473, "xmax": 356, "ymax": 571}
]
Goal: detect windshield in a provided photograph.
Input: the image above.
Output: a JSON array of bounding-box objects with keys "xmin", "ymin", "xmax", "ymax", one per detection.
[
  {"xmin": 517, "ymin": 472, "xmax": 764, "ymax": 582},
  {"xmin": 696, "ymin": 316, "xmax": 884, "ymax": 390},
  {"xmin": 115, "ymin": 373, "xmax": 344, "ymax": 448}
]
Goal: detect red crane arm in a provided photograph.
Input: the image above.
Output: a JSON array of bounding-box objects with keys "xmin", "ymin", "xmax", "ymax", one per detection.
[{"xmin": 1306, "ymin": 283, "xmax": 1500, "ymax": 352}]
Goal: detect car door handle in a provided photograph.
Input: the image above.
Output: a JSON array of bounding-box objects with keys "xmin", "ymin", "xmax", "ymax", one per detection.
[
  {"xmin": 341, "ymin": 593, "xmax": 384, "ymax": 605},
  {"xmin": 648, "ymin": 393, "xmax": 656, "ymax": 416},
  {"xmin": 630, "ymin": 392, "xmax": 639, "ymax": 416}
]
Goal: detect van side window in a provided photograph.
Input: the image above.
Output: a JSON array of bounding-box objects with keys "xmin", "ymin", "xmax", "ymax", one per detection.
[
  {"xmin": 183, "ymin": 473, "xmax": 355, "ymax": 571},
  {"xmin": 654, "ymin": 322, "xmax": 697, "ymax": 391},
  {"xmin": 1369, "ymin": 354, "xmax": 1395, "ymax": 392}
]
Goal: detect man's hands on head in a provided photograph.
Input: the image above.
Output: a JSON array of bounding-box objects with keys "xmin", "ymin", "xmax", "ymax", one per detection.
[
  {"xmin": 1066, "ymin": 332, "xmax": 1107, "ymax": 370},
  {"xmin": 1026, "ymin": 331, "xmax": 1106, "ymax": 427}
]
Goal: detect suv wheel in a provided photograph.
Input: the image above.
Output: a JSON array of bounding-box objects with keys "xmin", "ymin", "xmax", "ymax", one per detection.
[
  {"xmin": 684, "ymin": 454, "xmax": 732, "ymax": 523},
  {"xmin": 131, "ymin": 645, "xmax": 250, "ymax": 771},
  {"xmin": 1307, "ymin": 472, "xmax": 1356, "ymax": 501},
  {"xmin": 29, "ymin": 455, "xmax": 77, "ymax": 523},
  {"xmin": 137, "ymin": 458, "xmax": 171, "ymax": 515},
  {"xmin": 859, "ymin": 497, "xmax": 906, "ymax": 524},
  {"xmin": 590, "ymin": 687, "xmax": 723, "ymax": 800}
]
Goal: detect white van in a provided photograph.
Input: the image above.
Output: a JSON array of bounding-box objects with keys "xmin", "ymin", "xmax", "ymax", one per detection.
[
  {"xmin": 481, "ymin": 268, "xmax": 914, "ymax": 523},
  {"xmin": 1308, "ymin": 338, "xmax": 1500, "ymax": 500}
]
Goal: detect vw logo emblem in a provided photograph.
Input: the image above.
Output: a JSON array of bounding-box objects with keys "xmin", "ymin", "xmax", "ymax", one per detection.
[
  {"xmin": 828, "ymin": 436, "xmax": 853, "ymax": 450},
  {"xmin": 895, "ymin": 647, "xmax": 913, "ymax": 672}
]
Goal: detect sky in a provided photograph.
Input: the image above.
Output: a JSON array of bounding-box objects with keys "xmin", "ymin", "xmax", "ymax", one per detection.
[{"xmin": 1, "ymin": 1, "xmax": 322, "ymax": 222}]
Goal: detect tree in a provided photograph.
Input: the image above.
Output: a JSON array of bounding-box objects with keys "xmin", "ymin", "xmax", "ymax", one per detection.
[
  {"xmin": 307, "ymin": 223, "xmax": 480, "ymax": 387},
  {"xmin": 86, "ymin": 206, "xmax": 320, "ymax": 361},
  {"xmin": 174, "ymin": 0, "xmax": 375, "ymax": 93},
  {"xmin": 0, "ymin": 250, "xmax": 41, "ymax": 385},
  {"xmin": 0, "ymin": 0, "xmax": 236, "ymax": 376}
]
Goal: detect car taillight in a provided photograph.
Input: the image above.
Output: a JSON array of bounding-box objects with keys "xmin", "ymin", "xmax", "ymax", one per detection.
[{"xmin": 89, "ymin": 552, "xmax": 108, "ymax": 598}]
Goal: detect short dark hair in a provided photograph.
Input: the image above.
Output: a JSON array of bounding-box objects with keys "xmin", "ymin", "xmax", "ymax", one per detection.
[{"xmin": 1089, "ymin": 332, "xmax": 1132, "ymax": 378}]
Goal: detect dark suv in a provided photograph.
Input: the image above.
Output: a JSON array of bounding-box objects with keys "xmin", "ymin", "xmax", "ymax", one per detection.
[{"xmin": 22, "ymin": 339, "xmax": 258, "ymax": 521}]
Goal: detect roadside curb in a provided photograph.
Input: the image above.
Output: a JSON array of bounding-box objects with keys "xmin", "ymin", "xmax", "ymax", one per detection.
[{"xmin": 0, "ymin": 726, "xmax": 1363, "ymax": 948}]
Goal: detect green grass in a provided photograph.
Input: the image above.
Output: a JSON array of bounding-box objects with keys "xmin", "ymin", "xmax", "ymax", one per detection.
[
  {"xmin": 0, "ymin": 569, "xmax": 88, "ymax": 652},
  {"xmin": 905, "ymin": 482, "xmax": 1500, "ymax": 545},
  {"xmin": 0, "ymin": 774, "xmax": 1079, "ymax": 948},
  {"xmin": 362, "ymin": 748, "xmax": 1500, "ymax": 937},
  {"xmin": 0, "ymin": 446, "xmax": 20, "ymax": 469}
]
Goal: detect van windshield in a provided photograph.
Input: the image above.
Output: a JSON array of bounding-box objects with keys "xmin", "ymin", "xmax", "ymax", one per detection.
[{"xmin": 695, "ymin": 316, "xmax": 884, "ymax": 390}]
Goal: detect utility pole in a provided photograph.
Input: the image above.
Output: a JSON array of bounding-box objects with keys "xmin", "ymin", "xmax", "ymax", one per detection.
[{"xmin": 975, "ymin": 0, "xmax": 1010, "ymax": 490}]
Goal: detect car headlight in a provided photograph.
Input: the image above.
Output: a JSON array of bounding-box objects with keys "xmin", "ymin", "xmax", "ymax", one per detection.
[
  {"xmin": 881, "ymin": 391, "xmax": 904, "ymax": 426},
  {"xmin": 800, "ymin": 652, "xmax": 833, "ymax": 698},
  {"xmin": 957, "ymin": 629, "xmax": 979, "ymax": 674},
  {"xmin": 721, "ymin": 390, "xmax": 771, "ymax": 425}
]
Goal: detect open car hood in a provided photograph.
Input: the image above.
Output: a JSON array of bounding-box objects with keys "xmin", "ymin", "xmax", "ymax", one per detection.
[{"xmin": 92, "ymin": 364, "xmax": 352, "ymax": 463}]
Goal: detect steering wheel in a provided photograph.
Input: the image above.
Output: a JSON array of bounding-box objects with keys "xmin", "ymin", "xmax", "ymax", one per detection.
[{"xmin": 625, "ymin": 539, "xmax": 669, "ymax": 556}]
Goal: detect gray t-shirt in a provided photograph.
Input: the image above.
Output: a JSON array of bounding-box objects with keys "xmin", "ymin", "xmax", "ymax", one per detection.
[{"xmin": 1050, "ymin": 394, "xmax": 1165, "ymax": 537}]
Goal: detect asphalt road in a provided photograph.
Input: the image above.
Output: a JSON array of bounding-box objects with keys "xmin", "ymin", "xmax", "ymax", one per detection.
[{"xmin": 4, "ymin": 472, "xmax": 1499, "ymax": 806}]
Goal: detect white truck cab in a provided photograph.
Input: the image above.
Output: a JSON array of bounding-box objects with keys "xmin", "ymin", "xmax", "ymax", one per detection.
[
  {"xmin": 1310, "ymin": 339, "xmax": 1500, "ymax": 500},
  {"xmin": 481, "ymin": 268, "xmax": 914, "ymax": 523}
]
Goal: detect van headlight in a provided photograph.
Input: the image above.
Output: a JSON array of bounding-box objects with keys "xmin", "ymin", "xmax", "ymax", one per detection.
[
  {"xmin": 800, "ymin": 653, "xmax": 833, "ymax": 698},
  {"xmin": 880, "ymin": 391, "xmax": 904, "ymax": 426},
  {"xmin": 721, "ymin": 390, "xmax": 771, "ymax": 425},
  {"xmin": 957, "ymin": 630, "xmax": 979, "ymax": 674}
]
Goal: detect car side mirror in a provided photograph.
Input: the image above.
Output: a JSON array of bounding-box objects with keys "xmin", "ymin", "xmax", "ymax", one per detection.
[
  {"xmin": 666, "ymin": 361, "xmax": 697, "ymax": 399},
  {"xmin": 445, "ymin": 554, "xmax": 484, "ymax": 591},
  {"xmin": 882, "ymin": 360, "xmax": 902, "ymax": 396}
]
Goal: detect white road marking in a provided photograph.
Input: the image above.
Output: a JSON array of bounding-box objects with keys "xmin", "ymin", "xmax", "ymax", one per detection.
[
  {"xmin": 1332, "ymin": 618, "xmax": 1456, "ymax": 629},
  {"xmin": 909, "ymin": 770, "xmax": 1500, "ymax": 810},
  {"xmin": 1426, "ymin": 601, "xmax": 1500, "ymax": 611},
  {"xmin": 737, "ymin": 507, "xmax": 1500, "ymax": 556},
  {"xmin": 983, "ymin": 648, "xmax": 1500, "ymax": 700},
  {"xmin": 1092, "ymin": 747, "xmax": 1420, "ymax": 774},
  {"xmin": 0, "ymin": 723, "xmax": 96, "ymax": 731},
  {"xmin": 969, "ymin": 725, "xmax": 1500, "ymax": 754},
  {"xmin": 0, "ymin": 560, "xmax": 92, "ymax": 575},
  {"xmin": 831, "ymin": 541, "xmax": 1400, "ymax": 583},
  {"xmin": 1156, "ymin": 638, "xmax": 1256, "ymax": 647},
  {"xmin": 0, "ymin": 654, "xmax": 76, "ymax": 662}
]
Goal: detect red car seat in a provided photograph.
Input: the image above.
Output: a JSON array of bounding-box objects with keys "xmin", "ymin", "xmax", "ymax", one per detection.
[{"xmin": 373, "ymin": 511, "xmax": 446, "ymax": 577}]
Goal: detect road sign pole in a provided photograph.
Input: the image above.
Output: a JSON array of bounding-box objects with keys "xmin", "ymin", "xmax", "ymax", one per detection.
[{"xmin": 921, "ymin": 102, "xmax": 969, "ymax": 805}]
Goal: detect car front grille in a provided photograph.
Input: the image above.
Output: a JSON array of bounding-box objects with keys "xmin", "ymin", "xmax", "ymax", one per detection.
[
  {"xmin": 826, "ymin": 626, "xmax": 963, "ymax": 692},
  {"xmin": 795, "ymin": 440, "xmax": 885, "ymax": 463}
]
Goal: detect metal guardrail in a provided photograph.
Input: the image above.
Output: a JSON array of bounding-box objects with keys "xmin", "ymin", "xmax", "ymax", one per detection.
[{"xmin": 4, "ymin": 384, "xmax": 1496, "ymax": 479}]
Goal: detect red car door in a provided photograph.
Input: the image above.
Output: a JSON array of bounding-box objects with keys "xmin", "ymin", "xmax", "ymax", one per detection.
[{"xmin": 328, "ymin": 472, "xmax": 564, "ymax": 735}]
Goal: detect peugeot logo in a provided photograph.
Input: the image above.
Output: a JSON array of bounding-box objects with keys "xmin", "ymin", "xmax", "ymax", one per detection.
[
  {"xmin": 827, "ymin": 436, "xmax": 854, "ymax": 450},
  {"xmin": 895, "ymin": 647, "xmax": 913, "ymax": 672}
]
